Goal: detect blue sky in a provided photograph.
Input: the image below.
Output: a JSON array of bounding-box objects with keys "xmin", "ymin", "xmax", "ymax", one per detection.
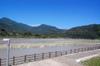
[{"xmin": 0, "ymin": 0, "xmax": 100, "ymax": 29}]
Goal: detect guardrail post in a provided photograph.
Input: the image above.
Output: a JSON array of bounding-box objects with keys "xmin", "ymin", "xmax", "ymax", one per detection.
[
  {"xmin": 84, "ymin": 48, "xmax": 86, "ymax": 51},
  {"xmin": 94, "ymin": 47, "xmax": 96, "ymax": 49},
  {"xmin": 94, "ymin": 46, "xmax": 96, "ymax": 49},
  {"xmin": 13, "ymin": 56, "xmax": 15, "ymax": 65},
  {"xmin": 61, "ymin": 51, "xmax": 62, "ymax": 56},
  {"xmin": 34, "ymin": 54, "xmax": 36, "ymax": 61},
  {"xmin": 96, "ymin": 46, "xmax": 97, "ymax": 49},
  {"xmin": 77, "ymin": 49, "xmax": 78, "ymax": 53},
  {"xmin": 0, "ymin": 58, "xmax": 1, "ymax": 66},
  {"xmin": 78, "ymin": 48, "xmax": 80, "ymax": 52},
  {"xmin": 70, "ymin": 49, "xmax": 72, "ymax": 54},
  {"xmin": 42, "ymin": 53, "xmax": 44, "ymax": 59},
  {"xmin": 85, "ymin": 48, "xmax": 87, "ymax": 51},
  {"xmin": 49, "ymin": 52, "xmax": 51, "ymax": 58},
  {"xmin": 55, "ymin": 51, "xmax": 58, "ymax": 57},
  {"xmin": 93, "ymin": 47, "xmax": 94, "ymax": 50},
  {"xmin": 74, "ymin": 49, "xmax": 76, "ymax": 53},
  {"xmin": 90, "ymin": 47, "xmax": 92, "ymax": 50},
  {"xmin": 99, "ymin": 46, "xmax": 100, "ymax": 49},
  {"xmin": 97, "ymin": 46, "xmax": 100, "ymax": 49},
  {"xmin": 81, "ymin": 48, "xmax": 83, "ymax": 52},
  {"xmin": 24, "ymin": 55, "xmax": 27, "ymax": 62},
  {"xmin": 91, "ymin": 47, "xmax": 93, "ymax": 50},
  {"xmin": 65, "ymin": 51, "xmax": 67, "ymax": 55},
  {"xmin": 88, "ymin": 47, "xmax": 90, "ymax": 50}
]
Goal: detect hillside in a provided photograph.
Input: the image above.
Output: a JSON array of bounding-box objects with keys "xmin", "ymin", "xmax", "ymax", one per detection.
[
  {"xmin": 32, "ymin": 24, "xmax": 64, "ymax": 34},
  {"xmin": 0, "ymin": 17, "xmax": 64, "ymax": 37},
  {"xmin": 65, "ymin": 24, "xmax": 100, "ymax": 39},
  {"xmin": 0, "ymin": 17, "xmax": 100, "ymax": 39},
  {"xmin": 0, "ymin": 17, "xmax": 32, "ymax": 33}
]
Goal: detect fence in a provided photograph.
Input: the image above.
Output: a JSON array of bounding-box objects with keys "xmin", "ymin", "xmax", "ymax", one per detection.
[{"xmin": 0, "ymin": 45, "xmax": 100, "ymax": 66}]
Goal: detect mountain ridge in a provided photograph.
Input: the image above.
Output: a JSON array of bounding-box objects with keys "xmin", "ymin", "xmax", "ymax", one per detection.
[
  {"xmin": 0, "ymin": 17, "xmax": 64, "ymax": 35},
  {"xmin": 0, "ymin": 17, "xmax": 100, "ymax": 39}
]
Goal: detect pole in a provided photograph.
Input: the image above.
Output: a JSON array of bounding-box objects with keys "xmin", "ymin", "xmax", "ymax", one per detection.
[
  {"xmin": 0, "ymin": 58, "xmax": 1, "ymax": 66},
  {"xmin": 3, "ymin": 39, "xmax": 10, "ymax": 66},
  {"xmin": 7, "ymin": 40, "xmax": 10, "ymax": 66}
]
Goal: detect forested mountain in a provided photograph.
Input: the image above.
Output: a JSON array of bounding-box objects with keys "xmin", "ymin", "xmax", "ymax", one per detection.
[
  {"xmin": 0, "ymin": 17, "xmax": 100, "ymax": 39},
  {"xmin": 0, "ymin": 17, "xmax": 32, "ymax": 33},
  {"xmin": 65, "ymin": 24, "xmax": 100, "ymax": 39},
  {"xmin": 32, "ymin": 24, "xmax": 64, "ymax": 34},
  {"xmin": 0, "ymin": 17, "xmax": 64, "ymax": 37}
]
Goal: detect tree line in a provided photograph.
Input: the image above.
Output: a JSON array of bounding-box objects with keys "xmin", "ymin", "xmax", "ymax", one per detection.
[{"xmin": 0, "ymin": 24, "xmax": 100, "ymax": 39}]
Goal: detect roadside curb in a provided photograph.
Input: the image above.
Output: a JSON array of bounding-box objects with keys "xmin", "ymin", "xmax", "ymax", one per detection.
[{"xmin": 76, "ymin": 54, "xmax": 100, "ymax": 62}]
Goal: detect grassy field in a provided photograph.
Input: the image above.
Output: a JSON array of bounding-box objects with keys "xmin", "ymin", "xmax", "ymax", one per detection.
[
  {"xmin": 0, "ymin": 39, "xmax": 100, "ymax": 49},
  {"xmin": 82, "ymin": 56, "xmax": 100, "ymax": 66}
]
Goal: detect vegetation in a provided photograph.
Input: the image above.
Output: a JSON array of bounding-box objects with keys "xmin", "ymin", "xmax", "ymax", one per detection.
[
  {"xmin": 82, "ymin": 57, "xmax": 100, "ymax": 66},
  {"xmin": 0, "ymin": 17, "xmax": 100, "ymax": 39},
  {"xmin": 65, "ymin": 24, "xmax": 100, "ymax": 39}
]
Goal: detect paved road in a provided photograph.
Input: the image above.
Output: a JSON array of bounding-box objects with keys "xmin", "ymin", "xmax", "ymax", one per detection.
[
  {"xmin": 17, "ymin": 49, "xmax": 100, "ymax": 66},
  {"xmin": 0, "ymin": 38, "xmax": 100, "ymax": 58},
  {"xmin": 0, "ymin": 44, "xmax": 100, "ymax": 58}
]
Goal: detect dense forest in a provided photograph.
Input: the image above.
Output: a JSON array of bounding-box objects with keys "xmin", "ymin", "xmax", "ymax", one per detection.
[{"xmin": 0, "ymin": 17, "xmax": 100, "ymax": 39}]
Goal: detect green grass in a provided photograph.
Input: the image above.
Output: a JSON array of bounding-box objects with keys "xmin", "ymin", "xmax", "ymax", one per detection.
[{"xmin": 82, "ymin": 56, "xmax": 100, "ymax": 66}]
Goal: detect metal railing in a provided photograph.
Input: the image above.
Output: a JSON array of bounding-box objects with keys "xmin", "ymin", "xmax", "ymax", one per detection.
[{"xmin": 0, "ymin": 45, "xmax": 100, "ymax": 66}]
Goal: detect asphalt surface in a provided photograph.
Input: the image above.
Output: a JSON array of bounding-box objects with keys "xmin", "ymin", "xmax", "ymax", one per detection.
[
  {"xmin": 0, "ymin": 38, "xmax": 100, "ymax": 58},
  {"xmin": 0, "ymin": 44, "xmax": 99, "ymax": 58}
]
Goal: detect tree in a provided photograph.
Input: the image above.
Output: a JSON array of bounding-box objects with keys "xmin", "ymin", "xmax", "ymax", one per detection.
[{"xmin": 0, "ymin": 29, "xmax": 9, "ymax": 36}]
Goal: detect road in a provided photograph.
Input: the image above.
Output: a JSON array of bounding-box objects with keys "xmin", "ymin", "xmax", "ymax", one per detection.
[
  {"xmin": 0, "ymin": 38, "xmax": 100, "ymax": 58},
  {"xmin": 0, "ymin": 44, "xmax": 100, "ymax": 58},
  {"xmin": 17, "ymin": 49, "xmax": 100, "ymax": 66}
]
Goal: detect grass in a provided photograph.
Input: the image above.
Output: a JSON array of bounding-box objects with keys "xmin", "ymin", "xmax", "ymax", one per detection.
[{"xmin": 82, "ymin": 56, "xmax": 100, "ymax": 66}]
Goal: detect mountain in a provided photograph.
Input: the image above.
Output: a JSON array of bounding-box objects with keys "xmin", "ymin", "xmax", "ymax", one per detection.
[
  {"xmin": 0, "ymin": 17, "xmax": 100, "ymax": 39},
  {"xmin": 32, "ymin": 24, "xmax": 64, "ymax": 34},
  {"xmin": 65, "ymin": 24, "xmax": 100, "ymax": 39},
  {"xmin": 0, "ymin": 17, "xmax": 32, "ymax": 33},
  {"xmin": 0, "ymin": 17, "xmax": 64, "ymax": 36}
]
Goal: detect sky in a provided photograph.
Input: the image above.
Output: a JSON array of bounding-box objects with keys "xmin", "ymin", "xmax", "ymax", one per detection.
[{"xmin": 0, "ymin": 0, "xmax": 100, "ymax": 29}]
